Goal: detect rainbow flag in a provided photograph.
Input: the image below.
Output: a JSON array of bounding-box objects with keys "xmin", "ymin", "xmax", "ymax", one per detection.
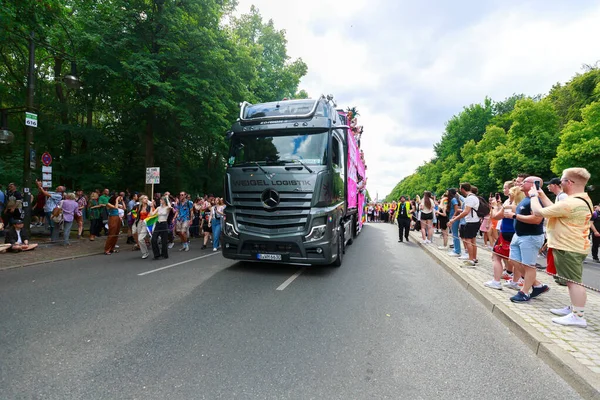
[{"xmin": 144, "ymin": 214, "xmax": 158, "ymax": 235}]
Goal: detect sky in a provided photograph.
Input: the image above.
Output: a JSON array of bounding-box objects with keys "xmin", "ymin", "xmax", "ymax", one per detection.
[{"xmin": 234, "ymin": 0, "xmax": 600, "ymax": 200}]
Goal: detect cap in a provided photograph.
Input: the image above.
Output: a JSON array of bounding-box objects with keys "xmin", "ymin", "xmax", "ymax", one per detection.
[
  {"xmin": 544, "ymin": 177, "xmax": 561, "ymax": 186},
  {"xmin": 13, "ymin": 219, "xmax": 24, "ymax": 224}
]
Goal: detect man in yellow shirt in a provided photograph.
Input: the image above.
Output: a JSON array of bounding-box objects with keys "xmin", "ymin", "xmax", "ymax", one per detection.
[{"xmin": 529, "ymin": 167, "xmax": 593, "ymax": 328}]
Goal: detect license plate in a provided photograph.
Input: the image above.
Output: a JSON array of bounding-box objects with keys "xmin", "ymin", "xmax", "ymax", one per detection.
[{"xmin": 257, "ymin": 253, "xmax": 282, "ymax": 261}]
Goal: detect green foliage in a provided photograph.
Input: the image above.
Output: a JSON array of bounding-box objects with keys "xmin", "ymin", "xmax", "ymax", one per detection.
[
  {"xmin": 0, "ymin": 1, "xmax": 308, "ymax": 196},
  {"xmin": 552, "ymin": 101, "xmax": 600, "ymax": 181},
  {"xmin": 386, "ymin": 68, "xmax": 600, "ymax": 204}
]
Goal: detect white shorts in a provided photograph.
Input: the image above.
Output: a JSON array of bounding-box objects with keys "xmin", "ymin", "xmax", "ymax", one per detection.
[{"xmin": 176, "ymin": 220, "xmax": 190, "ymax": 233}]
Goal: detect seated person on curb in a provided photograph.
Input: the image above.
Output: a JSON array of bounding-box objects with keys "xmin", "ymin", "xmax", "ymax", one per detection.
[
  {"xmin": 529, "ymin": 167, "xmax": 593, "ymax": 328},
  {"xmin": 4, "ymin": 219, "xmax": 38, "ymax": 252}
]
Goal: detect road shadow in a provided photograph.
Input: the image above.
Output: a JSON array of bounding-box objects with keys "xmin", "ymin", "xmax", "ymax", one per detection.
[{"xmin": 226, "ymin": 260, "xmax": 339, "ymax": 279}]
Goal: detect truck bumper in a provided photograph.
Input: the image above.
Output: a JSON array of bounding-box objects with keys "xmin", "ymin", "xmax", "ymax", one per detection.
[{"xmin": 221, "ymin": 234, "xmax": 334, "ymax": 265}]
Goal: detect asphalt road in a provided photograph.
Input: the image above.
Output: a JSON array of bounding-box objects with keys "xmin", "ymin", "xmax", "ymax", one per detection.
[{"xmin": 0, "ymin": 223, "xmax": 582, "ymax": 399}]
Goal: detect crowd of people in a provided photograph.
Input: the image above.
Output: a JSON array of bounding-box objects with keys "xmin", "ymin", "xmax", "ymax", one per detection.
[
  {"xmin": 0, "ymin": 181, "xmax": 227, "ymax": 259},
  {"xmin": 376, "ymin": 168, "xmax": 598, "ymax": 328}
]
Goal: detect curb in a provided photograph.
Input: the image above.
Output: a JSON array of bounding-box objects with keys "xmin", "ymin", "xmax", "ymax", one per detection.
[
  {"xmin": 415, "ymin": 235, "xmax": 600, "ymax": 400},
  {"xmin": 0, "ymin": 251, "xmax": 103, "ymax": 272}
]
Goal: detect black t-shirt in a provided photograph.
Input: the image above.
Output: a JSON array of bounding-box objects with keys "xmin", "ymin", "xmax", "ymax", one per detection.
[
  {"xmin": 515, "ymin": 197, "xmax": 544, "ymax": 236},
  {"xmin": 593, "ymin": 211, "xmax": 600, "ymax": 231},
  {"xmin": 6, "ymin": 190, "xmax": 23, "ymax": 202}
]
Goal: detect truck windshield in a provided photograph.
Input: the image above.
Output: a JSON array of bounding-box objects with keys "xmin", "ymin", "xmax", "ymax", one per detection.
[{"xmin": 229, "ymin": 131, "xmax": 328, "ymax": 166}]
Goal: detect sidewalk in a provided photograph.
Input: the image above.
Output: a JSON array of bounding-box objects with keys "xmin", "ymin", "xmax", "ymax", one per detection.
[
  {"xmin": 0, "ymin": 234, "xmax": 112, "ymax": 271},
  {"xmin": 410, "ymin": 230, "xmax": 600, "ymax": 399}
]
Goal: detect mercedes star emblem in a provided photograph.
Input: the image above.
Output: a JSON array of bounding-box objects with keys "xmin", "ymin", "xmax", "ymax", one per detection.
[{"xmin": 261, "ymin": 188, "xmax": 280, "ymax": 209}]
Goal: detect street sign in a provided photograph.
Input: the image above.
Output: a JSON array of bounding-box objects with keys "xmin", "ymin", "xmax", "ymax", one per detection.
[
  {"xmin": 25, "ymin": 112, "xmax": 37, "ymax": 127},
  {"xmin": 41, "ymin": 152, "xmax": 52, "ymax": 166},
  {"xmin": 42, "ymin": 181, "xmax": 52, "ymax": 188},
  {"xmin": 42, "ymin": 173, "xmax": 52, "ymax": 180},
  {"xmin": 42, "ymin": 166, "xmax": 52, "ymax": 173},
  {"xmin": 29, "ymin": 147, "xmax": 36, "ymax": 169},
  {"xmin": 146, "ymin": 167, "xmax": 160, "ymax": 184}
]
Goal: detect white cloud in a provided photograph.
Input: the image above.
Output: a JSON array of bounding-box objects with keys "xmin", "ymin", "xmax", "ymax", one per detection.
[{"xmin": 235, "ymin": 0, "xmax": 600, "ymax": 198}]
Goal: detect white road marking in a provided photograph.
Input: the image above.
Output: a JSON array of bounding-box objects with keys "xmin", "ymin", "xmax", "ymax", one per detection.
[
  {"xmin": 138, "ymin": 252, "xmax": 221, "ymax": 276},
  {"xmin": 276, "ymin": 268, "xmax": 306, "ymax": 291}
]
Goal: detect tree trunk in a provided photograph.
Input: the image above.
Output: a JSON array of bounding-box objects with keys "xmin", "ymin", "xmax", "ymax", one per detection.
[
  {"xmin": 54, "ymin": 57, "xmax": 73, "ymax": 188},
  {"xmin": 144, "ymin": 107, "xmax": 155, "ymax": 195}
]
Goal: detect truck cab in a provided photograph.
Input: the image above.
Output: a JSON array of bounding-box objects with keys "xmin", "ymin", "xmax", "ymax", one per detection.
[{"xmin": 221, "ymin": 96, "xmax": 361, "ymax": 266}]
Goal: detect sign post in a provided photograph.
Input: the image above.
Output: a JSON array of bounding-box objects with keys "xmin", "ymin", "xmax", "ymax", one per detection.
[
  {"xmin": 41, "ymin": 153, "xmax": 53, "ymax": 188},
  {"xmin": 145, "ymin": 167, "xmax": 160, "ymax": 199},
  {"xmin": 25, "ymin": 112, "xmax": 37, "ymax": 127}
]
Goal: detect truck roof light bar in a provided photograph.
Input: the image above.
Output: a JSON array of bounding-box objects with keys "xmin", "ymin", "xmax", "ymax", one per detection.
[{"xmin": 238, "ymin": 97, "xmax": 324, "ymax": 124}]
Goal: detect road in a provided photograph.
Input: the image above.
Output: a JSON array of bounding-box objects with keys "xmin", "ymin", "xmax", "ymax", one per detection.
[{"xmin": 0, "ymin": 223, "xmax": 582, "ymax": 399}]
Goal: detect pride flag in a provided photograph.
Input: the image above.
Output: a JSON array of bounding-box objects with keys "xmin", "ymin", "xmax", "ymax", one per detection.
[{"xmin": 144, "ymin": 214, "xmax": 158, "ymax": 235}]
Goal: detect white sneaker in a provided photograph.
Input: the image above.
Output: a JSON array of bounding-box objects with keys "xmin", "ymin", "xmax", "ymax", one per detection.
[
  {"xmin": 421, "ymin": 239, "xmax": 429, "ymax": 244},
  {"xmin": 168, "ymin": 242, "xmax": 174, "ymax": 249},
  {"xmin": 484, "ymin": 280, "xmax": 503, "ymax": 290},
  {"xmin": 550, "ymin": 306, "xmax": 571, "ymax": 316},
  {"xmin": 504, "ymin": 280, "xmax": 520, "ymax": 290},
  {"xmin": 179, "ymin": 246, "xmax": 186, "ymax": 251},
  {"xmin": 438, "ymin": 245, "xmax": 448, "ymax": 250},
  {"xmin": 213, "ymin": 248, "xmax": 217, "ymax": 252},
  {"xmin": 447, "ymin": 251, "xmax": 460, "ymax": 257},
  {"xmin": 458, "ymin": 254, "xmax": 470, "ymax": 260},
  {"xmin": 184, "ymin": 245, "xmax": 190, "ymax": 252},
  {"xmin": 552, "ymin": 312, "xmax": 587, "ymax": 328},
  {"xmin": 461, "ymin": 260, "xmax": 476, "ymax": 268},
  {"xmin": 142, "ymin": 253, "xmax": 149, "ymax": 259}
]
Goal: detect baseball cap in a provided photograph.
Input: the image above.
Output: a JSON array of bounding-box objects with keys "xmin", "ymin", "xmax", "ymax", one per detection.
[{"xmin": 544, "ymin": 177, "xmax": 561, "ymax": 186}]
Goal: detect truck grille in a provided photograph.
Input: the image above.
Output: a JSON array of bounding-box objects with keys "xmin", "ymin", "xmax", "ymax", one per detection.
[{"xmin": 232, "ymin": 191, "xmax": 312, "ymax": 235}]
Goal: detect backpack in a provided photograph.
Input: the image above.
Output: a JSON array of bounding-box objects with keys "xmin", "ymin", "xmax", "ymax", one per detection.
[
  {"xmin": 470, "ymin": 194, "xmax": 490, "ymax": 218},
  {"xmin": 51, "ymin": 201, "xmax": 64, "ymax": 224}
]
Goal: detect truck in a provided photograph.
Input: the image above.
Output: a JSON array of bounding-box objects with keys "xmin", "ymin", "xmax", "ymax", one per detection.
[{"xmin": 221, "ymin": 96, "xmax": 367, "ymax": 267}]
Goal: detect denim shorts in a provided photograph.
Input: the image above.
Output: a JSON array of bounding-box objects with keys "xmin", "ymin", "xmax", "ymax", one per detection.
[{"xmin": 509, "ymin": 234, "xmax": 544, "ymax": 266}]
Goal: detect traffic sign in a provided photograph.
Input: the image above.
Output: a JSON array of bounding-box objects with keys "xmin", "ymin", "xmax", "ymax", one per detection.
[
  {"xmin": 42, "ymin": 166, "xmax": 52, "ymax": 173},
  {"xmin": 41, "ymin": 152, "xmax": 52, "ymax": 166},
  {"xmin": 29, "ymin": 147, "xmax": 36, "ymax": 169},
  {"xmin": 146, "ymin": 167, "xmax": 160, "ymax": 184},
  {"xmin": 25, "ymin": 112, "xmax": 37, "ymax": 127},
  {"xmin": 42, "ymin": 181, "xmax": 52, "ymax": 188}
]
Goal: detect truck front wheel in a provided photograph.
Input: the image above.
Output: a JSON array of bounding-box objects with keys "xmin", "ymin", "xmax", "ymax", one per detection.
[{"xmin": 332, "ymin": 228, "xmax": 343, "ymax": 267}]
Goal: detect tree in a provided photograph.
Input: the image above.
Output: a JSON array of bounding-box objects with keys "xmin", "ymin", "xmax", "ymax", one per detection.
[
  {"xmin": 504, "ymin": 98, "xmax": 560, "ymax": 177},
  {"xmin": 433, "ymin": 98, "xmax": 493, "ymax": 161},
  {"xmin": 552, "ymin": 101, "xmax": 600, "ymax": 193},
  {"xmin": 0, "ymin": 1, "xmax": 308, "ymax": 196}
]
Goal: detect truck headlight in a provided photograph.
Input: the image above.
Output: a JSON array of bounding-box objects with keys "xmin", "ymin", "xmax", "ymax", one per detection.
[
  {"xmin": 305, "ymin": 224, "xmax": 326, "ymax": 242},
  {"xmin": 224, "ymin": 222, "xmax": 239, "ymax": 239}
]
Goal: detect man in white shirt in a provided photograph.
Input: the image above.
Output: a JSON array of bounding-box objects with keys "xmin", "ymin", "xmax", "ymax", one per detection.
[
  {"xmin": 449, "ymin": 182, "xmax": 480, "ymax": 267},
  {"xmin": 544, "ymin": 177, "xmax": 568, "ymax": 203}
]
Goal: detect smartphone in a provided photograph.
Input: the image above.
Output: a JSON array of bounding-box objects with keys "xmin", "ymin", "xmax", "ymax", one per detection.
[
  {"xmin": 496, "ymin": 193, "xmax": 501, "ymax": 201},
  {"xmin": 534, "ymin": 181, "xmax": 540, "ymax": 190}
]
